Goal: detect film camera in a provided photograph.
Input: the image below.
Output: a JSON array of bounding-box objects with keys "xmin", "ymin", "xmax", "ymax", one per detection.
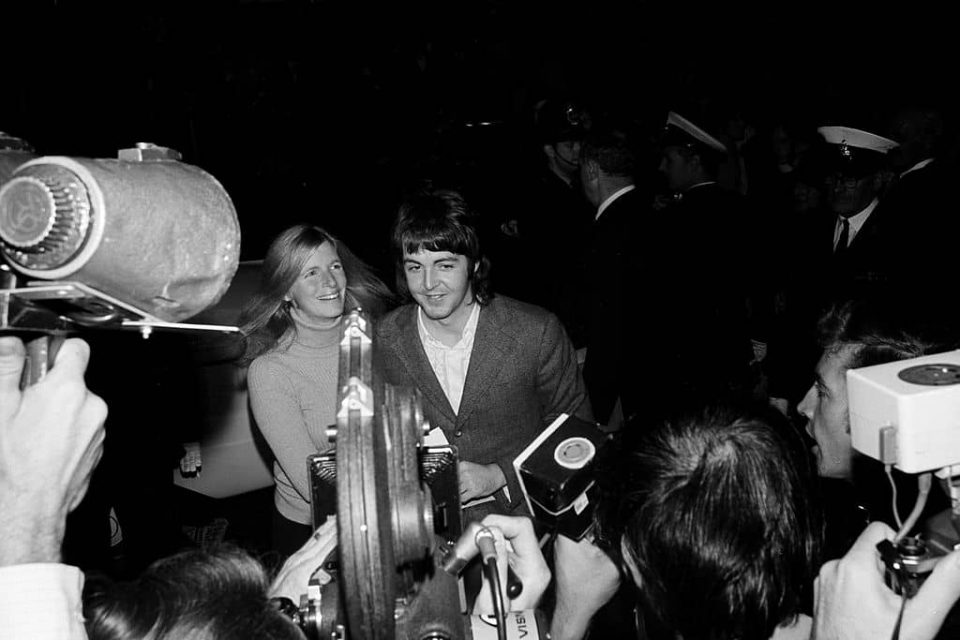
[
  {"xmin": 0, "ymin": 144, "xmax": 241, "ymax": 383},
  {"xmin": 281, "ymin": 308, "xmax": 612, "ymax": 638},
  {"xmin": 282, "ymin": 309, "xmax": 556, "ymax": 640},
  {"xmin": 847, "ymin": 350, "xmax": 960, "ymax": 594}
]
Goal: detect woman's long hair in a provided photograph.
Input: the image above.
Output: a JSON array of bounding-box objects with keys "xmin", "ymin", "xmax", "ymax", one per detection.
[{"xmin": 239, "ymin": 224, "xmax": 394, "ymax": 364}]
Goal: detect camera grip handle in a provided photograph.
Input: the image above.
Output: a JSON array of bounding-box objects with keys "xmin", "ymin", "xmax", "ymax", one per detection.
[{"xmin": 21, "ymin": 334, "xmax": 65, "ymax": 389}]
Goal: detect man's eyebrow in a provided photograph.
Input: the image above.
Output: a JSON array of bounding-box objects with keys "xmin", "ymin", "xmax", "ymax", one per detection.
[{"xmin": 815, "ymin": 373, "xmax": 827, "ymax": 387}]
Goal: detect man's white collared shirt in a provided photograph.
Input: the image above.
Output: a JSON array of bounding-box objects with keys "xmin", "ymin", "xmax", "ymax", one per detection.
[
  {"xmin": 417, "ymin": 302, "xmax": 481, "ymax": 415},
  {"xmin": 900, "ymin": 157, "xmax": 934, "ymax": 179},
  {"xmin": 595, "ymin": 184, "xmax": 636, "ymax": 221},
  {"xmin": 834, "ymin": 198, "xmax": 880, "ymax": 251}
]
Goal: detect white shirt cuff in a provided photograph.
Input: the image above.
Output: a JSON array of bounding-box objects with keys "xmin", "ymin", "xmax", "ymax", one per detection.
[{"xmin": 0, "ymin": 563, "xmax": 87, "ymax": 640}]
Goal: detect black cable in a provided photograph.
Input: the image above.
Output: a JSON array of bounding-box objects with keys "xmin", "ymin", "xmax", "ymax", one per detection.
[
  {"xmin": 483, "ymin": 559, "xmax": 508, "ymax": 640},
  {"xmin": 890, "ymin": 593, "xmax": 907, "ymax": 640},
  {"xmin": 476, "ymin": 527, "xmax": 508, "ymax": 640}
]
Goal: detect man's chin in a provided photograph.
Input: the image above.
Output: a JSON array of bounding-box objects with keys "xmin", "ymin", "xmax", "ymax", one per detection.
[{"xmin": 418, "ymin": 302, "xmax": 451, "ymax": 321}]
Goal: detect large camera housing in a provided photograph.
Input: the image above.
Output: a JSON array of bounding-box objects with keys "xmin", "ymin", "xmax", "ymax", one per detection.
[
  {"xmin": 513, "ymin": 413, "xmax": 611, "ymax": 540},
  {"xmin": 846, "ymin": 349, "xmax": 960, "ymax": 473}
]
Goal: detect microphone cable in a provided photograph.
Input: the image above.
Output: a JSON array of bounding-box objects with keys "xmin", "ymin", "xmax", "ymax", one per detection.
[{"xmin": 476, "ymin": 526, "xmax": 507, "ymax": 640}]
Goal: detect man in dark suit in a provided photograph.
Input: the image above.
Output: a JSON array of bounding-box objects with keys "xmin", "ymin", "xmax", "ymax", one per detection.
[
  {"xmin": 578, "ymin": 127, "xmax": 646, "ymax": 427},
  {"xmin": 376, "ymin": 188, "xmax": 592, "ymax": 522},
  {"xmin": 647, "ymin": 113, "xmax": 756, "ymax": 418},
  {"xmin": 767, "ymin": 126, "xmax": 901, "ymax": 415},
  {"xmin": 816, "ymin": 125, "xmax": 900, "ymax": 302}
]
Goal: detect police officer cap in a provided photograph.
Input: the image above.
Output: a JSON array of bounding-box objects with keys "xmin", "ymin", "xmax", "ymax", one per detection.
[
  {"xmin": 534, "ymin": 99, "xmax": 588, "ymax": 144},
  {"xmin": 661, "ymin": 111, "xmax": 727, "ymax": 155},
  {"xmin": 817, "ymin": 126, "xmax": 898, "ymax": 177}
]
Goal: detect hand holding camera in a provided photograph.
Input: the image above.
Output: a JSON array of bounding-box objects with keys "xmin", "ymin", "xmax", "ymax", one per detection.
[
  {"xmin": 0, "ymin": 336, "xmax": 108, "ymax": 565},
  {"xmin": 269, "ymin": 517, "xmax": 338, "ymax": 604},
  {"xmin": 814, "ymin": 522, "xmax": 960, "ymax": 640}
]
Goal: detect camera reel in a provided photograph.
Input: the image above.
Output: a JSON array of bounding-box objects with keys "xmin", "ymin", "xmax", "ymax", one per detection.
[{"xmin": 306, "ymin": 309, "xmax": 464, "ymax": 640}]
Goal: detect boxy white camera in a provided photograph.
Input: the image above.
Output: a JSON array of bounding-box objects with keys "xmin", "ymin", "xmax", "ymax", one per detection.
[{"xmin": 847, "ymin": 349, "xmax": 960, "ymax": 473}]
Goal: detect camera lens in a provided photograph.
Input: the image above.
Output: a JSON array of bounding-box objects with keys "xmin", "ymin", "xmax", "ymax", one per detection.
[{"xmin": 897, "ymin": 537, "xmax": 927, "ymax": 560}]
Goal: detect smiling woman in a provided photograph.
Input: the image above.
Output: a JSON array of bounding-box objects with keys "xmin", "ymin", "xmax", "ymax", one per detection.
[{"xmin": 238, "ymin": 225, "xmax": 395, "ymax": 557}]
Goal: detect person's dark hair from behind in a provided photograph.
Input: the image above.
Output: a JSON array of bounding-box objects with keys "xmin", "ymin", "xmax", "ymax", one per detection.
[
  {"xmin": 595, "ymin": 403, "xmax": 822, "ymax": 640},
  {"xmin": 239, "ymin": 224, "xmax": 395, "ymax": 365},
  {"xmin": 817, "ymin": 295, "xmax": 960, "ymax": 370},
  {"xmin": 83, "ymin": 546, "xmax": 301, "ymax": 640},
  {"xmin": 580, "ymin": 127, "xmax": 637, "ymax": 178},
  {"xmin": 391, "ymin": 187, "xmax": 493, "ymax": 304}
]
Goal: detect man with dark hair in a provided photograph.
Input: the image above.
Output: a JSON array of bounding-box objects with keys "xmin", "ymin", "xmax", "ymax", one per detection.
[
  {"xmin": 601, "ymin": 404, "xmax": 821, "ymax": 640},
  {"xmin": 578, "ymin": 126, "xmax": 645, "ymax": 426},
  {"xmin": 798, "ymin": 297, "xmax": 957, "ymax": 559},
  {"xmin": 376, "ymin": 188, "xmax": 592, "ymax": 520}
]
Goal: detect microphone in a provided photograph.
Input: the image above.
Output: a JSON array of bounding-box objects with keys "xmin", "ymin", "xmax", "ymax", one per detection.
[{"xmin": 0, "ymin": 143, "xmax": 240, "ymax": 323}]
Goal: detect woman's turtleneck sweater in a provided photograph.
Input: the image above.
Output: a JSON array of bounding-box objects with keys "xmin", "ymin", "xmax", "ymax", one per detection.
[{"xmin": 248, "ymin": 309, "xmax": 341, "ymax": 524}]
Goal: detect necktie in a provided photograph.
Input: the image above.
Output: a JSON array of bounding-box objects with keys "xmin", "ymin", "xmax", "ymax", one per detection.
[{"xmin": 835, "ymin": 217, "xmax": 850, "ymax": 254}]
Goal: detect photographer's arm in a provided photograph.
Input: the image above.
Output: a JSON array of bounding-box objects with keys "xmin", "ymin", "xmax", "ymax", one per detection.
[
  {"xmin": 550, "ymin": 533, "xmax": 621, "ymax": 640},
  {"xmin": 268, "ymin": 517, "xmax": 339, "ymax": 602},
  {"xmin": 0, "ymin": 336, "xmax": 108, "ymax": 640},
  {"xmin": 814, "ymin": 521, "xmax": 960, "ymax": 640}
]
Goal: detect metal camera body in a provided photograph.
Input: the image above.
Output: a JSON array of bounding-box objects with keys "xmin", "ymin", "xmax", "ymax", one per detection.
[
  {"xmin": 289, "ymin": 311, "xmax": 553, "ymax": 640},
  {"xmin": 0, "ymin": 144, "xmax": 242, "ymax": 377},
  {"xmin": 879, "ymin": 536, "xmax": 939, "ymax": 598},
  {"xmin": 297, "ymin": 310, "xmax": 466, "ymax": 640}
]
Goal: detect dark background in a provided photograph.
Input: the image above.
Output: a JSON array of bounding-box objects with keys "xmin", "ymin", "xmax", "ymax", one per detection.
[{"xmin": 3, "ymin": 0, "xmax": 955, "ymax": 270}]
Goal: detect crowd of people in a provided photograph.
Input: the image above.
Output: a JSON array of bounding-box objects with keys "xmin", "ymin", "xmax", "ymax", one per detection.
[{"xmin": 3, "ymin": 94, "xmax": 960, "ymax": 640}]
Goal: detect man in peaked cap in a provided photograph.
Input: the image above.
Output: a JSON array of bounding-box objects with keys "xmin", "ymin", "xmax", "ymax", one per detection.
[
  {"xmin": 659, "ymin": 111, "xmax": 729, "ymax": 194},
  {"xmin": 766, "ymin": 125, "xmax": 904, "ymax": 418},
  {"xmin": 816, "ymin": 125, "xmax": 900, "ymax": 300},
  {"xmin": 641, "ymin": 112, "xmax": 757, "ymax": 420}
]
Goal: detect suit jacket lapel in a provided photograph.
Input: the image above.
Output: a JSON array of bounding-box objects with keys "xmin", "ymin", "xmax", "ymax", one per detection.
[
  {"xmin": 456, "ymin": 300, "xmax": 514, "ymax": 428},
  {"xmin": 393, "ymin": 307, "xmax": 457, "ymax": 426}
]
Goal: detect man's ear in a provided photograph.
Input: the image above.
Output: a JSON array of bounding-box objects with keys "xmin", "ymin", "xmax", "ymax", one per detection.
[
  {"xmin": 583, "ymin": 157, "xmax": 600, "ymax": 180},
  {"xmin": 543, "ymin": 143, "xmax": 556, "ymax": 160},
  {"xmin": 874, "ymin": 169, "xmax": 895, "ymax": 191},
  {"xmin": 688, "ymin": 153, "xmax": 704, "ymax": 174}
]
